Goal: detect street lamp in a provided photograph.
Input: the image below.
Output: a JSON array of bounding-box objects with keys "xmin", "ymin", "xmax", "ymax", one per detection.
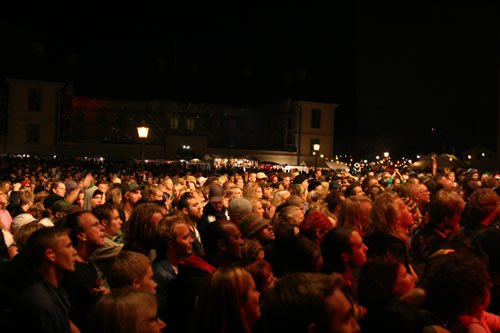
[
  {"xmin": 313, "ymin": 143, "xmax": 320, "ymax": 170},
  {"xmin": 137, "ymin": 121, "xmax": 149, "ymax": 175}
]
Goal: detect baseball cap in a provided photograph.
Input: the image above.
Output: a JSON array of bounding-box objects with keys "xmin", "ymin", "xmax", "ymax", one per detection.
[{"xmin": 209, "ymin": 183, "xmax": 225, "ymax": 202}]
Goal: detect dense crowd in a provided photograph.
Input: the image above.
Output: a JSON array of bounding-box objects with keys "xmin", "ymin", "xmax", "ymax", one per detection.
[{"xmin": 0, "ymin": 155, "xmax": 499, "ymax": 333}]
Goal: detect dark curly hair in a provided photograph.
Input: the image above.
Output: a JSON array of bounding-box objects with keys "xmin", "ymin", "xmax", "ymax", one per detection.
[{"xmin": 420, "ymin": 252, "xmax": 491, "ymax": 323}]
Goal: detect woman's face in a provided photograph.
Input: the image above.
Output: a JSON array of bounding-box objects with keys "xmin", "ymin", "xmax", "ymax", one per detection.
[
  {"xmin": 395, "ymin": 198, "xmax": 414, "ymax": 229},
  {"xmin": 77, "ymin": 192, "xmax": 85, "ymax": 208},
  {"xmin": 241, "ymin": 274, "xmax": 261, "ymax": 328},
  {"xmin": 392, "ymin": 264, "xmax": 415, "ymax": 296},
  {"xmin": 253, "ymin": 201, "xmax": 264, "ymax": 217}
]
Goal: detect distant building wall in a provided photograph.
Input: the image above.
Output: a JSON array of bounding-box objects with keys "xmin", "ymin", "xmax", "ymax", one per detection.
[{"xmin": 2, "ymin": 78, "xmax": 64, "ymax": 154}]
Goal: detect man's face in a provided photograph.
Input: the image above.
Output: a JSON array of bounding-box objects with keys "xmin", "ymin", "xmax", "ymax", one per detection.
[
  {"xmin": 211, "ymin": 199, "xmax": 224, "ymax": 213},
  {"xmin": 173, "ymin": 223, "xmax": 194, "ymax": 258},
  {"xmin": 256, "ymin": 223, "xmax": 275, "ymax": 241},
  {"xmin": 54, "ymin": 183, "xmax": 66, "ymax": 197},
  {"xmin": 232, "ymin": 188, "xmax": 243, "ymax": 198},
  {"xmin": 104, "ymin": 208, "xmax": 122, "ymax": 237},
  {"xmin": 91, "ymin": 194, "xmax": 103, "ymax": 208},
  {"xmin": 249, "ymin": 173, "xmax": 257, "ymax": 183},
  {"xmin": 347, "ymin": 231, "xmax": 367, "ymax": 268},
  {"xmin": 222, "ymin": 223, "xmax": 244, "ymax": 261},
  {"xmin": 413, "ymin": 184, "xmax": 430, "ymax": 205},
  {"xmin": 322, "ymin": 289, "xmax": 360, "ymax": 333},
  {"xmin": 263, "ymin": 186, "xmax": 273, "ymax": 199},
  {"xmin": 135, "ymin": 265, "xmax": 157, "ymax": 294},
  {"xmin": 80, "ymin": 212, "xmax": 105, "ymax": 247},
  {"xmin": 185, "ymin": 197, "xmax": 203, "ymax": 222},
  {"xmin": 125, "ymin": 190, "xmax": 142, "ymax": 205},
  {"xmin": 52, "ymin": 234, "xmax": 77, "ymax": 273},
  {"xmin": 150, "ymin": 190, "xmax": 163, "ymax": 201}
]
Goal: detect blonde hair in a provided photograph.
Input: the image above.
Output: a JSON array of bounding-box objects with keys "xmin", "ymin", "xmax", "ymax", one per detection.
[
  {"xmin": 338, "ymin": 195, "xmax": 373, "ymax": 234},
  {"xmin": 87, "ymin": 288, "xmax": 158, "ymax": 333}
]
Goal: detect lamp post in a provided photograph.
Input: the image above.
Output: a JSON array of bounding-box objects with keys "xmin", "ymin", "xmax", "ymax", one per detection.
[
  {"xmin": 137, "ymin": 121, "xmax": 150, "ymax": 175},
  {"xmin": 313, "ymin": 143, "xmax": 320, "ymax": 171}
]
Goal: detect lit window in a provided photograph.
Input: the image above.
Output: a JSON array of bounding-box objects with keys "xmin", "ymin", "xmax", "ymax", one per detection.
[{"xmin": 170, "ymin": 117, "xmax": 178, "ymax": 129}]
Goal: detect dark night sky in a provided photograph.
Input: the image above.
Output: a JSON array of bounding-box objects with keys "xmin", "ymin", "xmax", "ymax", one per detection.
[{"xmin": 1, "ymin": 5, "xmax": 498, "ymax": 158}]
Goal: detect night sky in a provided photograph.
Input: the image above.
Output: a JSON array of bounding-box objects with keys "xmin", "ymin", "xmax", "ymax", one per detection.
[{"xmin": 1, "ymin": 5, "xmax": 498, "ymax": 159}]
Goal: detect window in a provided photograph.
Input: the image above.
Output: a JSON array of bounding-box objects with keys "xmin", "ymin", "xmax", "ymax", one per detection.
[
  {"xmin": 170, "ymin": 117, "xmax": 178, "ymax": 129},
  {"xmin": 28, "ymin": 88, "xmax": 42, "ymax": 112},
  {"xmin": 311, "ymin": 109, "xmax": 321, "ymax": 128},
  {"xmin": 186, "ymin": 118, "xmax": 195, "ymax": 131},
  {"xmin": 26, "ymin": 124, "xmax": 40, "ymax": 143}
]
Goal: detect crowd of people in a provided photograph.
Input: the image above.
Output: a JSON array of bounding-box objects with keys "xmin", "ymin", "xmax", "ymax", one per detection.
[{"xmin": 0, "ymin": 154, "xmax": 499, "ymax": 333}]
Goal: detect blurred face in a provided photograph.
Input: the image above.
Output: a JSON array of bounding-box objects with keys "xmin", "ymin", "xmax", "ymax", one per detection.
[
  {"xmin": 282, "ymin": 177, "xmax": 291, "ymax": 188},
  {"xmin": 91, "ymin": 194, "xmax": 103, "ymax": 208},
  {"xmin": 173, "ymin": 223, "xmax": 194, "ymax": 258},
  {"xmin": 396, "ymin": 198, "xmax": 414, "ymax": 229},
  {"xmin": 236, "ymin": 178, "xmax": 244, "ymax": 189},
  {"xmin": 241, "ymin": 274, "xmax": 261, "ymax": 328},
  {"xmin": 164, "ymin": 179, "xmax": 174, "ymax": 191},
  {"xmin": 263, "ymin": 186, "xmax": 273, "ymax": 199},
  {"xmin": 98, "ymin": 183, "xmax": 108, "ymax": 193},
  {"xmin": 185, "ymin": 197, "xmax": 203, "ymax": 222},
  {"xmin": 323, "ymin": 289, "xmax": 361, "ymax": 333},
  {"xmin": 211, "ymin": 200, "xmax": 224, "ymax": 212},
  {"xmin": 347, "ymin": 231, "xmax": 368, "ymax": 268},
  {"xmin": 55, "ymin": 183, "xmax": 66, "ymax": 197},
  {"xmin": 135, "ymin": 265, "xmax": 157, "ymax": 294},
  {"xmin": 0, "ymin": 191, "xmax": 8, "ymax": 205},
  {"xmin": 249, "ymin": 173, "xmax": 257, "ymax": 183},
  {"xmin": 103, "ymin": 208, "xmax": 122, "ymax": 237},
  {"xmin": 173, "ymin": 184, "xmax": 185, "ymax": 200},
  {"xmin": 135, "ymin": 302, "xmax": 166, "ymax": 333},
  {"xmin": 253, "ymin": 201, "xmax": 264, "ymax": 217},
  {"xmin": 223, "ymin": 223, "xmax": 244, "ymax": 260},
  {"xmin": 231, "ymin": 188, "xmax": 243, "ymax": 199},
  {"xmin": 125, "ymin": 190, "xmax": 142, "ymax": 205},
  {"xmin": 52, "ymin": 234, "xmax": 77, "ymax": 273},
  {"xmin": 392, "ymin": 264, "xmax": 415, "ymax": 296},
  {"xmin": 353, "ymin": 186, "xmax": 365, "ymax": 196},
  {"xmin": 80, "ymin": 212, "xmax": 105, "ymax": 247},
  {"xmin": 76, "ymin": 192, "xmax": 85, "ymax": 208},
  {"xmin": 150, "ymin": 190, "xmax": 163, "ymax": 201},
  {"xmin": 255, "ymin": 187, "xmax": 263, "ymax": 199},
  {"xmin": 256, "ymin": 223, "xmax": 275, "ymax": 241},
  {"xmin": 413, "ymin": 184, "xmax": 430, "ymax": 205}
]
